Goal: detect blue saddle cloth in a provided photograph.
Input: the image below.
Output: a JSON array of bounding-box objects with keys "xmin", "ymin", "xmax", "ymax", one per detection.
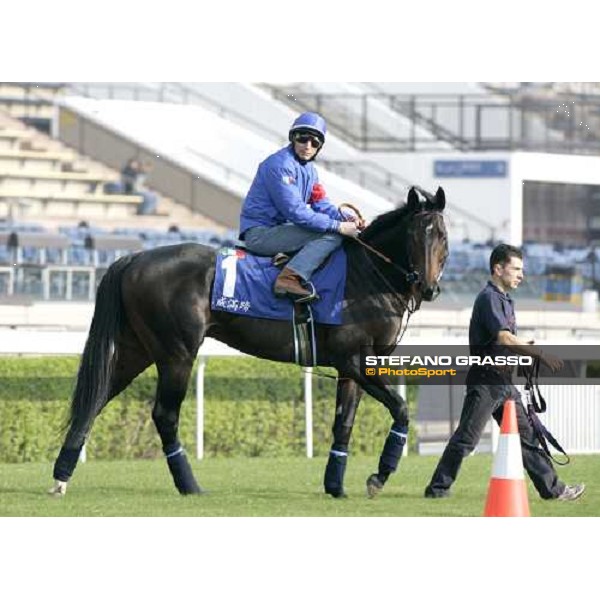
[{"xmin": 211, "ymin": 247, "xmax": 347, "ymax": 325}]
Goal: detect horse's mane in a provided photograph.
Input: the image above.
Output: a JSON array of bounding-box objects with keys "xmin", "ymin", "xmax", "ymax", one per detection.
[{"xmin": 360, "ymin": 202, "xmax": 414, "ymax": 243}]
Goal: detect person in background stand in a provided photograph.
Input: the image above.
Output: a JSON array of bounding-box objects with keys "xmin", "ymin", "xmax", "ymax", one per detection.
[{"xmin": 120, "ymin": 158, "xmax": 158, "ymax": 215}]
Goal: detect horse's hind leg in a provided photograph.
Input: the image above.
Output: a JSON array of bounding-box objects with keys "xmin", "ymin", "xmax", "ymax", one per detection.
[
  {"xmin": 323, "ymin": 377, "xmax": 363, "ymax": 498},
  {"xmin": 50, "ymin": 330, "xmax": 151, "ymax": 496},
  {"xmin": 152, "ymin": 360, "xmax": 203, "ymax": 495}
]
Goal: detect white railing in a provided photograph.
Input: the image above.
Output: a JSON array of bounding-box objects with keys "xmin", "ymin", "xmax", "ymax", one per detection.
[
  {"xmin": 0, "ymin": 265, "xmax": 96, "ymax": 301},
  {"xmin": 535, "ymin": 385, "xmax": 600, "ymax": 453},
  {"xmin": 0, "ymin": 266, "xmax": 14, "ymax": 295}
]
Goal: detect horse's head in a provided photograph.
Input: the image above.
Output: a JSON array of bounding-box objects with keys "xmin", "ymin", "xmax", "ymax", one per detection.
[
  {"xmin": 360, "ymin": 185, "xmax": 448, "ymax": 303},
  {"xmin": 405, "ymin": 186, "xmax": 448, "ymax": 301}
]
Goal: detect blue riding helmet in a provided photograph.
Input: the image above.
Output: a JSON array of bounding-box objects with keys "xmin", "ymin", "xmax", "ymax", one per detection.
[{"xmin": 289, "ymin": 112, "xmax": 327, "ymax": 143}]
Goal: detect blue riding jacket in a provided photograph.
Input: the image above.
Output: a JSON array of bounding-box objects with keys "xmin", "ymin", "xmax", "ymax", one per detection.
[{"xmin": 239, "ymin": 145, "xmax": 341, "ymax": 236}]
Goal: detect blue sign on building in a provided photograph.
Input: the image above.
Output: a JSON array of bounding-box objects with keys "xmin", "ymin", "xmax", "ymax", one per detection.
[{"xmin": 434, "ymin": 160, "xmax": 508, "ymax": 178}]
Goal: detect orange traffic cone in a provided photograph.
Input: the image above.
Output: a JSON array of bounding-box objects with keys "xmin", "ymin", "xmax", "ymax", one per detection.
[{"xmin": 483, "ymin": 399, "xmax": 530, "ymax": 517}]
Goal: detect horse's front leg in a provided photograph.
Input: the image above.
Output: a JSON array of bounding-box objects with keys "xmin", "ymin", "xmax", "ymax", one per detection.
[
  {"xmin": 359, "ymin": 378, "xmax": 409, "ymax": 498},
  {"xmin": 323, "ymin": 377, "xmax": 363, "ymax": 498}
]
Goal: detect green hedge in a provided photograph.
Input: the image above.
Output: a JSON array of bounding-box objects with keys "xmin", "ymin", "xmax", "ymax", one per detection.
[{"xmin": 0, "ymin": 356, "xmax": 417, "ymax": 462}]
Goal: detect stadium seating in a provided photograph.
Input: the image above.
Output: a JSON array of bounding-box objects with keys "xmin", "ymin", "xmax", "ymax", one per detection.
[
  {"xmin": 1, "ymin": 82, "xmax": 598, "ymax": 303},
  {"xmin": 0, "ymin": 218, "xmax": 234, "ymax": 299},
  {"xmin": 0, "ymin": 113, "xmax": 144, "ymax": 219},
  {"xmin": 1, "ymin": 217, "xmax": 598, "ymax": 301},
  {"xmin": 0, "ymin": 97, "xmax": 227, "ymax": 234},
  {"xmin": 0, "ymin": 82, "xmax": 65, "ymax": 133},
  {"xmin": 0, "ymin": 187, "xmax": 142, "ymax": 219}
]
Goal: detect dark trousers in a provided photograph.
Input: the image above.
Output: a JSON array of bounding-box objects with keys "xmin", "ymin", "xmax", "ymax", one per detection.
[{"xmin": 425, "ymin": 369, "xmax": 565, "ymax": 499}]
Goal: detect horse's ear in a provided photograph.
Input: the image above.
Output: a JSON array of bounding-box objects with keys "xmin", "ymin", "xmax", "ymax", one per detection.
[
  {"xmin": 425, "ymin": 186, "xmax": 446, "ymax": 211},
  {"xmin": 407, "ymin": 187, "xmax": 420, "ymax": 211},
  {"xmin": 434, "ymin": 186, "xmax": 446, "ymax": 211}
]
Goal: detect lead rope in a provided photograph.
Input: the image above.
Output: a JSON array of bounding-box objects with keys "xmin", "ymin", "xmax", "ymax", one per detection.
[{"xmin": 523, "ymin": 357, "xmax": 570, "ymax": 465}]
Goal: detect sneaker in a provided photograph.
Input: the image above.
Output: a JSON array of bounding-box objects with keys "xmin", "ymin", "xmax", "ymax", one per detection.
[{"xmin": 557, "ymin": 483, "xmax": 586, "ymax": 501}]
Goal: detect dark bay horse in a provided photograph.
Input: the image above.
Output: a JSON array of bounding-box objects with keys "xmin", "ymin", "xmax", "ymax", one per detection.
[{"xmin": 49, "ymin": 186, "xmax": 448, "ymax": 498}]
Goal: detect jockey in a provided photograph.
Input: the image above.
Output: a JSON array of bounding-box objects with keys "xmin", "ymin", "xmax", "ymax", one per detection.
[{"xmin": 239, "ymin": 111, "xmax": 361, "ymax": 303}]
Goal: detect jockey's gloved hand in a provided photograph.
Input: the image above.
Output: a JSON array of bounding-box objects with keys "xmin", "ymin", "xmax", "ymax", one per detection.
[
  {"xmin": 340, "ymin": 207, "xmax": 358, "ymax": 222},
  {"xmin": 339, "ymin": 206, "xmax": 366, "ymax": 231},
  {"xmin": 338, "ymin": 221, "xmax": 360, "ymax": 238}
]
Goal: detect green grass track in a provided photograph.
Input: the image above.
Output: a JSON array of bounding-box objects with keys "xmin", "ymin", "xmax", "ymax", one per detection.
[{"xmin": 1, "ymin": 454, "xmax": 597, "ymax": 517}]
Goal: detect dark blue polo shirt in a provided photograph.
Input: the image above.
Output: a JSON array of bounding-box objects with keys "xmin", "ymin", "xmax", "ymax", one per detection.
[{"xmin": 469, "ymin": 281, "xmax": 517, "ymax": 357}]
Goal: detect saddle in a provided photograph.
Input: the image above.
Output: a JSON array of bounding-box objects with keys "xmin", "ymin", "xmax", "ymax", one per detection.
[
  {"xmin": 234, "ymin": 244, "xmax": 318, "ymax": 366},
  {"xmin": 213, "ymin": 239, "xmax": 347, "ymax": 363},
  {"xmin": 236, "ymin": 243, "xmax": 319, "ymax": 303}
]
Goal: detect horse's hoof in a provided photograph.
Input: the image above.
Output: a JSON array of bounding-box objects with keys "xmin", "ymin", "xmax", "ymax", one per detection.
[
  {"xmin": 366, "ymin": 474, "xmax": 384, "ymax": 499},
  {"xmin": 180, "ymin": 487, "xmax": 208, "ymax": 496},
  {"xmin": 48, "ymin": 480, "xmax": 67, "ymax": 498}
]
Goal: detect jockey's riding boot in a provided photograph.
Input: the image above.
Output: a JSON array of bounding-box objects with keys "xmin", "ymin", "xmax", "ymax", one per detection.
[{"xmin": 273, "ymin": 267, "xmax": 317, "ymax": 303}]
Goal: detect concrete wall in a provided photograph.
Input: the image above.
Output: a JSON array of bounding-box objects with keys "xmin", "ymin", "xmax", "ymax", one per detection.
[
  {"xmin": 370, "ymin": 150, "xmax": 600, "ymax": 245},
  {"xmin": 3, "ymin": 300, "xmax": 600, "ymax": 338},
  {"xmin": 58, "ymin": 105, "xmax": 239, "ymax": 228},
  {"xmin": 57, "ymin": 96, "xmax": 394, "ymax": 227},
  {"xmin": 371, "ymin": 151, "xmax": 512, "ymax": 241}
]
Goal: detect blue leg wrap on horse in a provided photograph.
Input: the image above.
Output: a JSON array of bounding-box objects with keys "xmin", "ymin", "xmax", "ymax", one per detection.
[
  {"xmin": 164, "ymin": 444, "xmax": 202, "ymax": 495},
  {"xmin": 378, "ymin": 426, "xmax": 408, "ymax": 480},
  {"xmin": 53, "ymin": 445, "xmax": 84, "ymax": 482},
  {"xmin": 324, "ymin": 448, "xmax": 348, "ymax": 496}
]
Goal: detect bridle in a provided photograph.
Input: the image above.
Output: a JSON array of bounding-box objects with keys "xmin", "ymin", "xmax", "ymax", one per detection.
[
  {"xmin": 308, "ymin": 204, "xmax": 445, "ymax": 378},
  {"xmin": 359, "ymin": 245, "xmax": 419, "ymax": 343},
  {"xmin": 354, "ymin": 209, "xmax": 446, "ymax": 291},
  {"xmin": 353, "ymin": 209, "xmax": 446, "ymax": 341}
]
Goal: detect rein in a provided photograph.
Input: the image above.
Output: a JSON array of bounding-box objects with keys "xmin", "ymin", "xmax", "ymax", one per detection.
[
  {"xmin": 340, "ymin": 202, "xmax": 422, "ymax": 285},
  {"xmin": 360, "ymin": 246, "xmax": 418, "ymax": 343},
  {"xmin": 354, "ymin": 236, "xmax": 421, "ymax": 284}
]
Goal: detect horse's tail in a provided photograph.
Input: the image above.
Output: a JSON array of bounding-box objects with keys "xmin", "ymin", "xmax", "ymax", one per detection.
[{"xmin": 66, "ymin": 253, "xmax": 137, "ymax": 440}]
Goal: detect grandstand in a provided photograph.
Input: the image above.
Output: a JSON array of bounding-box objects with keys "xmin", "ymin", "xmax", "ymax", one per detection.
[
  {"xmin": 3, "ymin": 81, "xmax": 600, "ymax": 455},
  {"xmin": 3, "ymin": 81, "xmax": 600, "ymax": 302}
]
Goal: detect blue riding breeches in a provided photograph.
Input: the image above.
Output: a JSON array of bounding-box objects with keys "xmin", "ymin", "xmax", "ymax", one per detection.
[{"xmin": 243, "ymin": 224, "xmax": 343, "ymax": 282}]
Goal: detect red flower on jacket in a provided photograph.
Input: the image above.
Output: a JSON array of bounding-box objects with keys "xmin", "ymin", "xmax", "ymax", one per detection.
[{"xmin": 310, "ymin": 183, "xmax": 327, "ymax": 203}]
